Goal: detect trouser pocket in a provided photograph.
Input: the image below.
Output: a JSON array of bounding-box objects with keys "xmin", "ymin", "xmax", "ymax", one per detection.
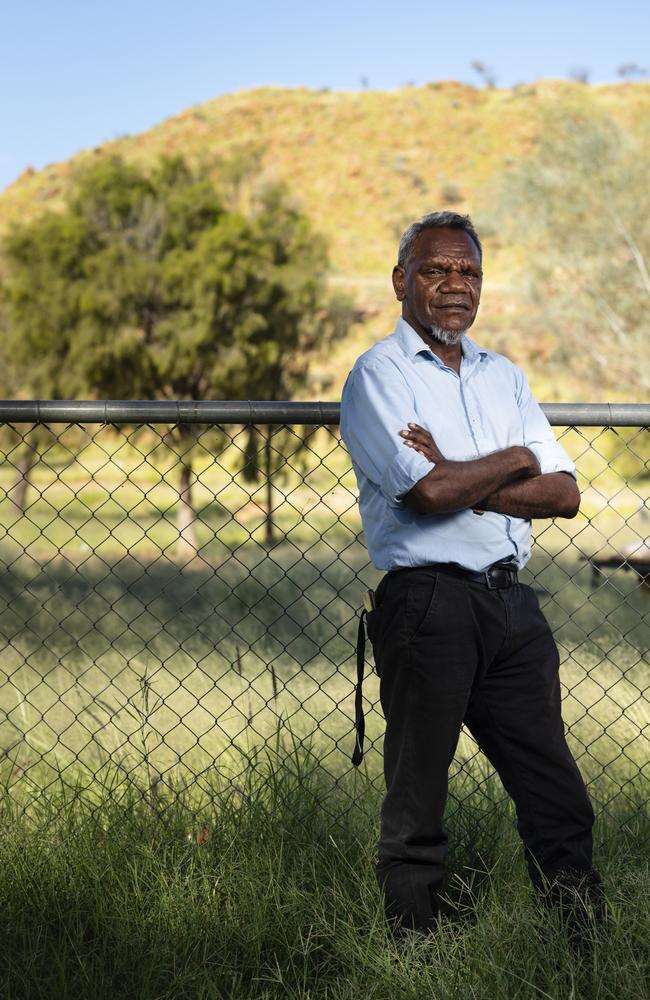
[{"xmin": 405, "ymin": 574, "xmax": 440, "ymax": 642}]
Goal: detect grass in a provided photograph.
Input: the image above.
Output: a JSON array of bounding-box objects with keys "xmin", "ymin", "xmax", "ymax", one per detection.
[
  {"xmin": 0, "ymin": 425, "xmax": 647, "ymax": 824},
  {"xmin": 1, "ymin": 535, "xmax": 647, "ymax": 819},
  {"xmin": 1, "ymin": 735, "xmax": 648, "ymax": 1000},
  {"xmin": 0, "ymin": 428, "xmax": 647, "ymax": 997}
]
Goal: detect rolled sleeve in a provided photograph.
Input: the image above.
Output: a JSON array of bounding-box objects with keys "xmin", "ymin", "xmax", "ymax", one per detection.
[
  {"xmin": 379, "ymin": 445, "xmax": 433, "ymax": 507},
  {"xmin": 515, "ymin": 369, "xmax": 576, "ymax": 478},
  {"xmin": 340, "ymin": 360, "xmax": 434, "ymax": 507}
]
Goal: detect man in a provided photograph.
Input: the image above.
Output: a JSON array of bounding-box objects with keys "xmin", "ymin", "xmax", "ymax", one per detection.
[{"xmin": 340, "ymin": 211, "xmax": 603, "ymax": 937}]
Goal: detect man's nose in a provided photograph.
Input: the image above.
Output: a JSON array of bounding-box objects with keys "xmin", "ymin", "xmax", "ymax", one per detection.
[{"xmin": 440, "ymin": 269, "xmax": 468, "ymax": 293}]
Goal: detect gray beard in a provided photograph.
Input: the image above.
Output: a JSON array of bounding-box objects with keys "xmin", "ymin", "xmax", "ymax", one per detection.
[{"xmin": 427, "ymin": 324, "xmax": 467, "ymax": 346}]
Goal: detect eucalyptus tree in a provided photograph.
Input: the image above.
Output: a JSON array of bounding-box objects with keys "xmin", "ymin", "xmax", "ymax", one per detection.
[{"xmin": 2, "ymin": 155, "xmax": 352, "ymax": 552}]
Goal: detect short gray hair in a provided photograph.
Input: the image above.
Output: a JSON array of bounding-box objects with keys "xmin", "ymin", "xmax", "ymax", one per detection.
[{"xmin": 397, "ymin": 211, "xmax": 482, "ymax": 268}]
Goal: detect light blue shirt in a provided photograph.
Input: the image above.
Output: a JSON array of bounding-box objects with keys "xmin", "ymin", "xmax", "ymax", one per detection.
[{"xmin": 340, "ymin": 317, "xmax": 576, "ymax": 572}]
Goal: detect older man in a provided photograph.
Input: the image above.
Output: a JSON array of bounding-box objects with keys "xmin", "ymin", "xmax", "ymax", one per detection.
[{"xmin": 340, "ymin": 211, "xmax": 602, "ymax": 937}]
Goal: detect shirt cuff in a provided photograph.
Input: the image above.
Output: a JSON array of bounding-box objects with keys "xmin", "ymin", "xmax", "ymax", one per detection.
[
  {"xmin": 379, "ymin": 448, "xmax": 434, "ymax": 508},
  {"xmin": 528, "ymin": 443, "xmax": 576, "ymax": 479}
]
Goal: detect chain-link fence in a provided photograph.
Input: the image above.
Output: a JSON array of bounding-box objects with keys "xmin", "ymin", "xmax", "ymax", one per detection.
[{"xmin": 0, "ymin": 401, "xmax": 648, "ymax": 831}]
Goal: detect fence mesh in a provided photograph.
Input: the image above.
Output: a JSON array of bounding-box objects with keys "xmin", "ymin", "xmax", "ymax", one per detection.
[{"xmin": 0, "ymin": 405, "xmax": 648, "ymax": 832}]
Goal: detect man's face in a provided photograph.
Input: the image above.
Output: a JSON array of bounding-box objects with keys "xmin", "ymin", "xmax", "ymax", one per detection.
[{"xmin": 392, "ymin": 227, "xmax": 483, "ymax": 342}]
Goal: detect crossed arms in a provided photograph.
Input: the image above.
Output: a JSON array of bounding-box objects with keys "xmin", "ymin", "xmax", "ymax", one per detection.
[
  {"xmin": 339, "ymin": 360, "xmax": 580, "ymax": 521},
  {"xmin": 400, "ymin": 423, "xmax": 580, "ymax": 519}
]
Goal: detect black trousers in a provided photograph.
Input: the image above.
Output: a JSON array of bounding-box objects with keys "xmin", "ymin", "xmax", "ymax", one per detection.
[{"xmin": 366, "ymin": 565, "xmax": 601, "ymax": 934}]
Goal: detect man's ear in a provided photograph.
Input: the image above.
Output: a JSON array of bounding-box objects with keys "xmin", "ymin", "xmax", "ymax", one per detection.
[{"xmin": 392, "ymin": 265, "xmax": 405, "ymax": 301}]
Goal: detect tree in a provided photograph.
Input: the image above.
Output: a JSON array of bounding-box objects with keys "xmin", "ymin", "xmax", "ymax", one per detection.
[
  {"xmin": 616, "ymin": 63, "xmax": 647, "ymax": 80},
  {"xmin": 0, "ymin": 195, "xmax": 100, "ymax": 510},
  {"xmin": 568, "ymin": 67, "xmax": 591, "ymax": 84},
  {"xmin": 223, "ymin": 185, "xmax": 352, "ymax": 544},
  {"xmin": 470, "ymin": 60, "xmax": 498, "ymax": 89},
  {"xmin": 497, "ymin": 104, "xmax": 650, "ymax": 396},
  {"xmin": 2, "ymin": 155, "xmax": 352, "ymax": 552}
]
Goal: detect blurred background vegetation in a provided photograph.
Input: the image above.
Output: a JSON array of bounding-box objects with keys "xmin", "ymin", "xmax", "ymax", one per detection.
[{"xmin": 0, "ymin": 79, "xmax": 648, "ymax": 405}]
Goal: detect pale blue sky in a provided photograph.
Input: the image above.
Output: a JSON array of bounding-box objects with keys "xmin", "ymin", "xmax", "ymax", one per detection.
[{"xmin": 1, "ymin": 0, "xmax": 649, "ymax": 192}]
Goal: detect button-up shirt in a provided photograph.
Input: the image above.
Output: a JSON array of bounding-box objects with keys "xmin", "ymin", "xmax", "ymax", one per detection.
[{"xmin": 340, "ymin": 317, "xmax": 575, "ymax": 572}]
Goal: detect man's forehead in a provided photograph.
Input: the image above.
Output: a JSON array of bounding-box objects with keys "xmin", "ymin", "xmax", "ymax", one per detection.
[{"xmin": 412, "ymin": 227, "xmax": 480, "ymax": 261}]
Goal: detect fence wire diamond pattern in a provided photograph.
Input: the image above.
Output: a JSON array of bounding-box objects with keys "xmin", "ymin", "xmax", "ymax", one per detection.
[{"xmin": 0, "ymin": 403, "xmax": 648, "ymax": 831}]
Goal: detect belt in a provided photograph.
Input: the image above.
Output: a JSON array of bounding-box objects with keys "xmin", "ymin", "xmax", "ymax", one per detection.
[{"xmin": 387, "ymin": 560, "xmax": 519, "ymax": 590}]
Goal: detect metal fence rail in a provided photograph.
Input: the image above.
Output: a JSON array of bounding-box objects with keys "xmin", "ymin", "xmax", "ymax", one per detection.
[{"xmin": 0, "ymin": 401, "xmax": 648, "ymax": 830}]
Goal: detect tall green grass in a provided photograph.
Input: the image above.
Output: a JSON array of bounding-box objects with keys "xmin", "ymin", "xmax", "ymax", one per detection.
[
  {"xmin": 1, "ymin": 734, "xmax": 648, "ymax": 1000},
  {"xmin": 1, "ymin": 425, "xmax": 647, "ymax": 996}
]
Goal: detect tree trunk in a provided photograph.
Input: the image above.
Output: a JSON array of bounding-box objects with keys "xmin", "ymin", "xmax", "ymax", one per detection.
[
  {"xmin": 264, "ymin": 430, "xmax": 275, "ymax": 547},
  {"xmin": 11, "ymin": 449, "xmax": 35, "ymax": 512},
  {"xmin": 177, "ymin": 459, "xmax": 199, "ymax": 560}
]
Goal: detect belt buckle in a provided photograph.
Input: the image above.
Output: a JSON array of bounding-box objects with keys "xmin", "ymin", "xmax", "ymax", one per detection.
[{"xmin": 485, "ymin": 565, "xmax": 516, "ymax": 589}]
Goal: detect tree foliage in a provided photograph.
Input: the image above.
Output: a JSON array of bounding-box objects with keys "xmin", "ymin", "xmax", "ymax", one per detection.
[
  {"xmin": 1, "ymin": 154, "xmax": 353, "ymax": 542},
  {"xmin": 3, "ymin": 153, "xmax": 350, "ymax": 401},
  {"xmin": 498, "ymin": 104, "xmax": 650, "ymax": 395}
]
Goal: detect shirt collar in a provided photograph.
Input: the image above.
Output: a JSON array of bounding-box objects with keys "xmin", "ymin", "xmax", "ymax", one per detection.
[{"xmin": 394, "ymin": 316, "xmax": 486, "ymax": 366}]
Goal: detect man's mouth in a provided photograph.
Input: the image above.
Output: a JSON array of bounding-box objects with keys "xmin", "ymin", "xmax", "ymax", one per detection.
[{"xmin": 437, "ymin": 302, "xmax": 470, "ymax": 311}]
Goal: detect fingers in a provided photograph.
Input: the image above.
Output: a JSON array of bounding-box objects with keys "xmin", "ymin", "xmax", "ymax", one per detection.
[
  {"xmin": 401, "ymin": 439, "xmax": 427, "ymax": 453},
  {"xmin": 398, "ymin": 423, "xmax": 443, "ymax": 463},
  {"xmin": 399, "ymin": 423, "xmax": 432, "ymax": 445},
  {"xmin": 399, "ymin": 429, "xmax": 433, "ymax": 457},
  {"xmin": 398, "ymin": 423, "xmax": 425, "ymax": 437}
]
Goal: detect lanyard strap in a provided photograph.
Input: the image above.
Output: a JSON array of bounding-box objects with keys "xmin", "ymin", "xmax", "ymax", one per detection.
[{"xmin": 352, "ymin": 608, "xmax": 367, "ymax": 766}]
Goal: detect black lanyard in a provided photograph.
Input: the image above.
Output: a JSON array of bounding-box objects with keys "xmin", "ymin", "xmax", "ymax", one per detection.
[{"xmin": 352, "ymin": 608, "xmax": 367, "ymax": 766}]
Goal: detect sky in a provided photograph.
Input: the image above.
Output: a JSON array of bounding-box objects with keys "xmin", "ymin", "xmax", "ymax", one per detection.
[{"xmin": 1, "ymin": 0, "xmax": 649, "ymax": 192}]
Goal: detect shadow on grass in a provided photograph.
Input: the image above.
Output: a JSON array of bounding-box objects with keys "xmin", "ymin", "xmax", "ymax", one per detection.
[
  {"xmin": 1, "ymin": 543, "xmax": 645, "ymax": 685},
  {"xmin": 1, "ymin": 730, "xmax": 648, "ymax": 1000},
  {"xmin": 0, "ymin": 542, "xmax": 380, "ymax": 679}
]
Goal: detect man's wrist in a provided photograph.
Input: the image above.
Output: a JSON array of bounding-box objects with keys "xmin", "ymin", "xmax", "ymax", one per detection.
[{"xmin": 510, "ymin": 446, "xmax": 541, "ymax": 479}]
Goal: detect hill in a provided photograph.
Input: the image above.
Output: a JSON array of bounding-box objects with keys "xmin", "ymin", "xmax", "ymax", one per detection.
[{"xmin": 1, "ymin": 80, "xmax": 649, "ymax": 401}]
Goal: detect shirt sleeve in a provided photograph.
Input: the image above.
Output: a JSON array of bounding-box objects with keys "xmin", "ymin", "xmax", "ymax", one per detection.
[
  {"xmin": 515, "ymin": 368, "xmax": 576, "ymax": 478},
  {"xmin": 340, "ymin": 360, "xmax": 434, "ymax": 507}
]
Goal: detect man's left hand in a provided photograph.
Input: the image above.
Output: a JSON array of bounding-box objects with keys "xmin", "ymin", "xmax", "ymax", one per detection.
[{"xmin": 399, "ymin": 423, "xmax": 445, "ymax": 464}]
